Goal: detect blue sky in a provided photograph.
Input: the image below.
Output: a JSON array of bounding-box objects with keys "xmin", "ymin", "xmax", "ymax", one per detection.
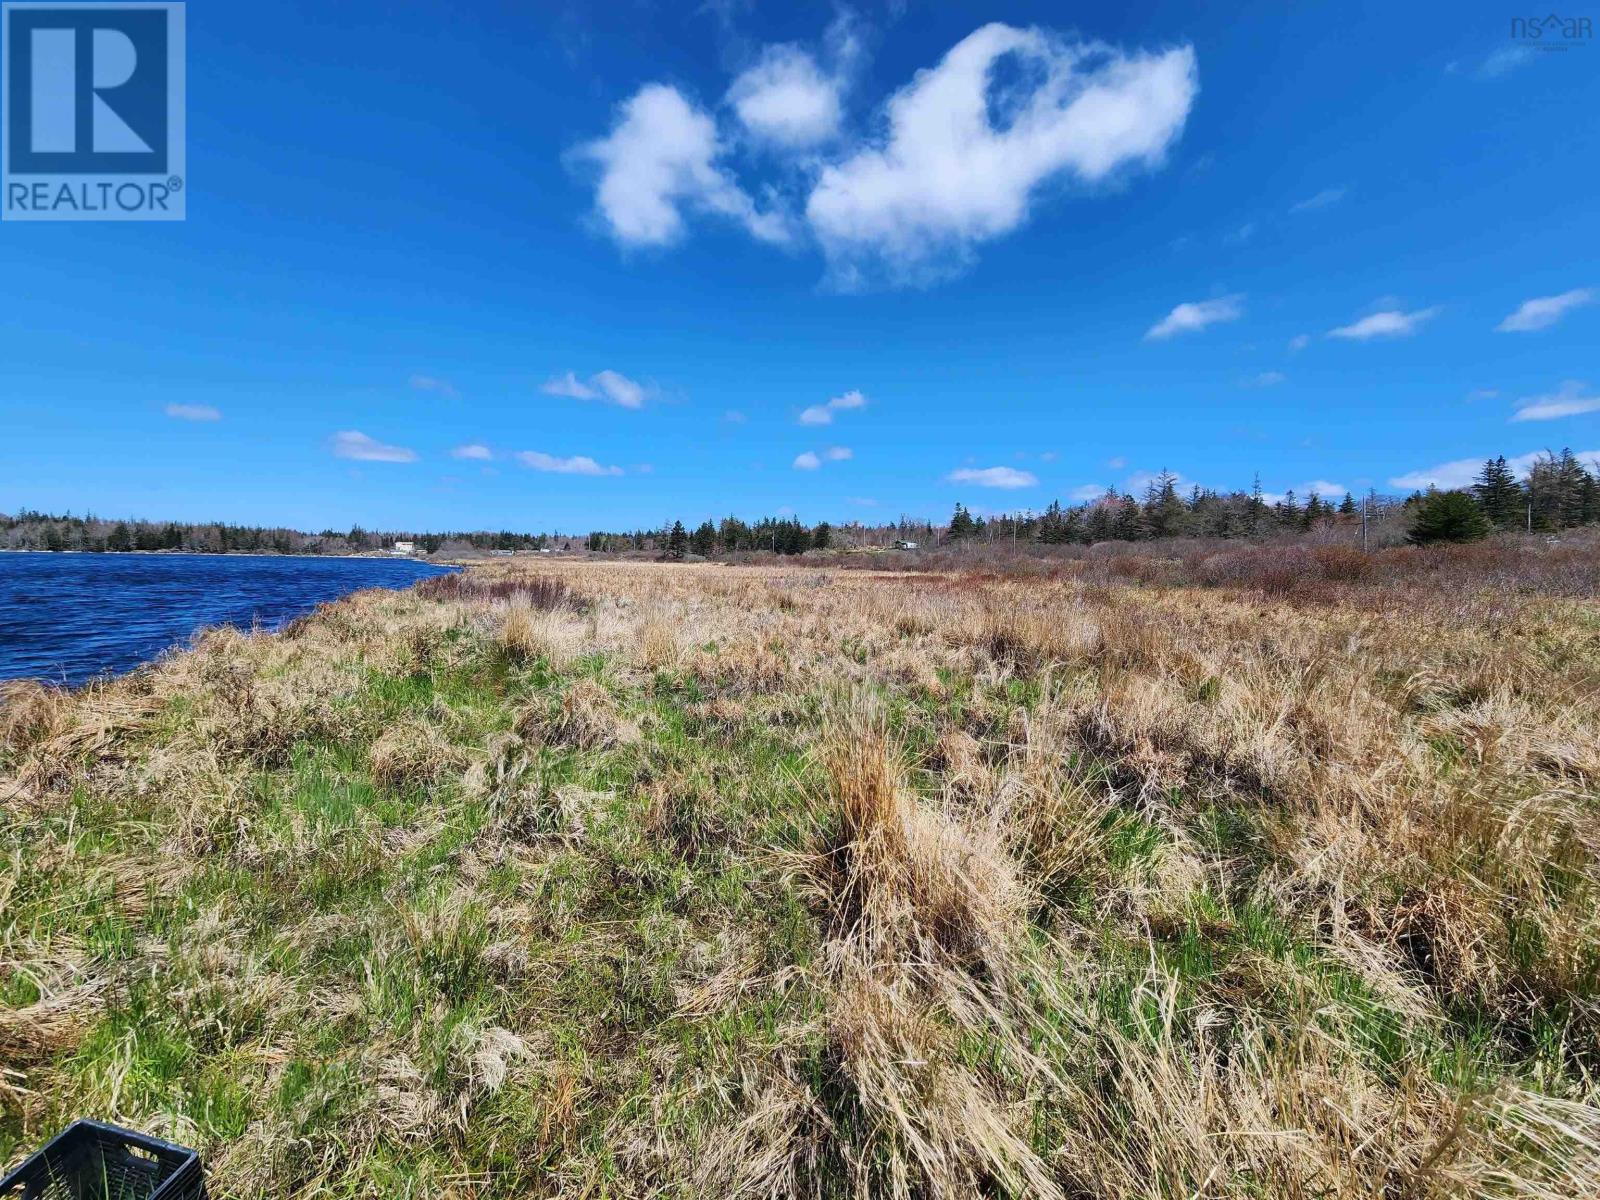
[{"xmin": 3, "ymin": 0, "xmax": 1597, "ymax": 533}]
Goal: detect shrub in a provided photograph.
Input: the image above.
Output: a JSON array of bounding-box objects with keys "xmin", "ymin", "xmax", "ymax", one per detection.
[{"xmin": 1406, "ymin": 491, "xmax": 1494, "ymax": 545}]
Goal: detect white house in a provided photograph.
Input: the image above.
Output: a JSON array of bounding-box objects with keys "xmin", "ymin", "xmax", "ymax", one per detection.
[{"xmin": 391, "ymin": 541, "xmax": 416, "ymax": 556}]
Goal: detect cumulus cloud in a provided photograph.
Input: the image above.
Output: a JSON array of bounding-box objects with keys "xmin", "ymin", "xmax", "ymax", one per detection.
[
  {"xmin": 728, "ymin": 45, "xmax": 842, "ymax": 147},
  {"xmin": 1496, "ymin": 288, "xmax": 1594, "ymax": 333},
  {"xmin": 794, "ymin": 445, "xmax": 852, "ymax": 470},
  {"xmin": 410, "ymin": 375, "xmax": 459, "ymax": 399},
  {"xmin": 591, "ymin": 369, "xmax": 647, "ymax": 408},
  {"xmin": 542, "ymin": 369, "xmax": 651, "ymax": 408},
  {"xmin": 576, "ymin": 83, "xmax": 791, "ymax": 247},
  {"xmin": 1511, "ymin": 380, "xmax": 1600, "ymax": 422},
  {"xmin": 1390, "ymin": 449, "xmax": 1600, "ymax": 491},
  {"xmin": 331, "ymin": 431, "xmax": 418, "ymax": 463},
  {"xmin": 542, "ymin": 371, "xmax": 598, "ymax": 400},
  {"xmin": 451, "ymin": 443, "xmax": 493, "ymax": 460},
  {"xmin": 165, "ymin": 403, "xmax": 220, "ymax": 421},
  {"xmin": 806, "ymin": 25, "xmax": 1197, "ymax": 285},
  {"xmin": 1070, "ymin": 483, "xmax": 1108, "ymax": 501},
  {"xmin": 1328, "ymin": 306, "xmax": 1439, "ymax": 340},
  {"xmin": 1145, "ymin": 295, "xmax": 1243, "ymax": 340},
  {"xmin": 515, "ymin": 450, "xmax": 623, "ymax": 476},
  {"xmin": 947, "ymin": 465, "xmax": 1038, "ymax": 489},
  {"xmin": 798, "ymin": 388, "xmax": 867, "ymax": 425}
]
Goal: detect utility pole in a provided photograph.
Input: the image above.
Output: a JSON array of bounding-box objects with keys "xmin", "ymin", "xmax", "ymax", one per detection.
[{"xmin": 1361, "ymin": 495, "xmax": 1368, "ymax": 553}]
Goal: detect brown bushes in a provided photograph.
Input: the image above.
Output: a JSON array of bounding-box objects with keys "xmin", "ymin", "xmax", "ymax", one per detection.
[{"xmin": 418, "ymin": 571, "xmax": 582, "ymax": 611}]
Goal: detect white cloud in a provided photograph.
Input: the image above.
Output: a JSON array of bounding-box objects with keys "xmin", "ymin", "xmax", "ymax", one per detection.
[
  {"xmin": 576, "ymin": 83, "xmax": 790, "ymax": 247},
  {"xmin": 824, "ymin": 445, "xmax": 853, "ymax": 461},
  {"xmin": 1390, "ymin": 449, "xmax": 1600, "ymax": 491},
  {"xmin": 806, "ymin": 25, "xmax": 1197, "ymax": 285},
  {"xmin": 1106, "ymin": 455, "xmax": 1127, "ymax": 469},
  {"xmin": 542, "ymin": 371, "xmax": 598, "ymax": 400},
  {"xmin": 515, "ymin": 450, "xmax": 623, "ymax": 476},
  {"xmin": 1328, "ymin": 306, "xmax": 1439, "ymax": 340},
  {"xmin": 798, "ymin": 388, "xmax": 867, "ymax": 425},
  {"xmin": 728, "ymin": 45, "xmax": 842, "ymax": 147},
  {"xmin": 1477, "ymin": 45, "xmax": 1537, "ymax": 79},
  {"xmin": 1496, "ymin": 288, "xmax": 1594, "ymax": 333},
  {"xmin": 543, "ymin": 369, "xmax": 650, "ymax": 408},
  {"xmin": 591, "ymin": 369, "xmax": 647, "ymax": 409},
  {"xmin": 1288, "ymin": 333, "xmax": 1310, "ymax": 352},
  {"xmin": 410, "ymin": 375, "xmax": 459, "ymax": 399},
  {"xmin": 1290, "ymin": 186, "xmax": 1347, "ymax": 212},
  {"xmin": 794, "ymin": 445, "xmax": 852, "ymax": 470},
  {"xmin": 1247, "ymin": 371, "xmax": 1286, "ymax": 387},
  {"xmin": 165, "ymin": 403, "xmax": 220, "ymax": 421},
  {"xmin": 331, "ymin": 431, "xmax": 418, "ymax": 463},
  {"xmin": 793, "ymin": 451, "xmax": 822, "ymax": 470},
  {"xmin": 1070, "ymin": 483, "xmax": 1108, "ymax": 501},
  {"xmin": 451, "ymin": 443, "xmax": 493, "ymax": 460},
  {"xmin": 1145, "ymin": 294, "xmax": 1243, "ymax": 340},
  {"xmin": 1298, "ymin": 480, "xmax": 1346, "ymax": 499},
  {"xmin": 1511, "ymin": 380, "xmax": 1600, "ymax": 422},
  {"xmin": 947, "ymin": 465, "xmax": 1038, "ymax": 489}
]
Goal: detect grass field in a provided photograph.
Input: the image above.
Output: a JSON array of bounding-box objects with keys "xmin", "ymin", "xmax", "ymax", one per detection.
[{"xmin": 4, "ymin": 558, "xmax": 1599, "ymax": 1198}]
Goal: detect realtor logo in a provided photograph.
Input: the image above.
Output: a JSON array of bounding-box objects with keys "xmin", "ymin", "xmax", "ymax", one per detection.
[{"xmin": 2, "ymin": 2, "xmax": 185, "ymax": 220}]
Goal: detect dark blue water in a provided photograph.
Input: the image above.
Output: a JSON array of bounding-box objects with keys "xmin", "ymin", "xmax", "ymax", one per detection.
[{"xmin": 0, "ymin": 553, "xmax": 456, "ymax": 687}]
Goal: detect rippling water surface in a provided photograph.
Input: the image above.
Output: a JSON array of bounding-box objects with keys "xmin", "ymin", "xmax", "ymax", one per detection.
[{"xmin": 0, "ymin": 553, "xmax": 456, "ymax": 686}]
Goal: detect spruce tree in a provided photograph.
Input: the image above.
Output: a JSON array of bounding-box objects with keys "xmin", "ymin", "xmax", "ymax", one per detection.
[
  {"xmin": 948, "ymin": 503, "xmax": 976, "ymax": 541},
  {"xmin": 1338, "ymin": 492, "xmax": 1358, "ymax": 518},
  {"xmin": 666, "ymin": 520, "xmax": 688, "ymax": 560},
  {"xmin": 1473, "ymin": 457, "xmax": 1521, "ymax": 528},
  {"xmin": 1407, "ymin": 490, "xmax": 1493, "ymax": 544}
]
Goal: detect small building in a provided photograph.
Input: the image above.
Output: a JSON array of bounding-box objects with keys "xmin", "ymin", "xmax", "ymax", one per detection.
[
  {"xmin": 894, "ymin": 540, "xmax": 919, "ymax": 551},
  {"xmin": 391, "ymin": 541, "xmax": 416, "ymax": 556}
]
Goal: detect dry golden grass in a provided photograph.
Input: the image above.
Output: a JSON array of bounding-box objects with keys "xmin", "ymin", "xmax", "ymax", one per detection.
[{"xmin": 3, "ymin": 557, "xmax": 1598, "ymax": 1197}]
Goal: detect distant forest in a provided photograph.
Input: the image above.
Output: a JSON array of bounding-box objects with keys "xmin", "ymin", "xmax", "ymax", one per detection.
[
  {"xmin": 0, "ymin": 512, "xmax": 575, "ymax": 557},
  {"xmin": 6, "ymin": 450, "xmax": 1598, "ymax": 558},
  {"xmin": 594, "ymin": 451, "xmax": 1600, "ymax": 556}
]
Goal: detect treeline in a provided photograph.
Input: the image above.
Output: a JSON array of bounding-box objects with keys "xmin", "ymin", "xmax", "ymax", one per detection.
[
  {"xmin": 0, "ymin": 510, "xmax": 575, "ymax": 556},
  {"xmin": 594, "ymin": 450, "xmax": 1600, "ymax": 559},
  {"xmin": 587, "ymin": 516, "xmax": 838, "ymax": 557}
]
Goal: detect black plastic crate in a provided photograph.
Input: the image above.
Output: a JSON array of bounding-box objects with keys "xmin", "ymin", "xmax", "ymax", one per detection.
[{"xmin": 1, "ymin": 1121, "xmax": 206, "ymax": 1200}]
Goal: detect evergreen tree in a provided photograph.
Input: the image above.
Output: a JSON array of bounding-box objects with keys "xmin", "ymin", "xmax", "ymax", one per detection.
[
  {"xmin": 1247, "ymin": 473, "xmax": 1267, "ymax": 536},
  {"xmin": 1473, "ymin": 456, "xmax": 1522, "ymax": 528},
  {"xmin": 948, "ymin": 503, "xmax": 977, "ymax": 541},
  {"xmin": 1141, "ymin": 469, "xmax": 1187, "ymax": 538},
  {"xmin": 666, "ymin": 520, "xmax": 688, "ymax": 560},
  {"xmin": 106, "ymin": 522, "xmax": 133, "ymax": 552},
  {"xmin": 811, "ymin": 521, "xmax": 832, "ymax": 551},
  {"xmin": 690, "ymin": 520, "xmax": 717, "ymax": 557},
  {"xmin": 1338, "ymin": 492, "xmax": 1358, "ymax": 518},
  {"xmin": 1303, "ymin": 492, "xmax": 1326, "ymax": 529},
  {"xmin": 1407, "ymin": 490, "xmax": 1493, "ymax": 545}
]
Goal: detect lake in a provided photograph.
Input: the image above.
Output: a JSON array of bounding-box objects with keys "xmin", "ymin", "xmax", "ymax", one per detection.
[{"xmin": 0, "ymin": 553, "xmax": 457, "ymax": 687}]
